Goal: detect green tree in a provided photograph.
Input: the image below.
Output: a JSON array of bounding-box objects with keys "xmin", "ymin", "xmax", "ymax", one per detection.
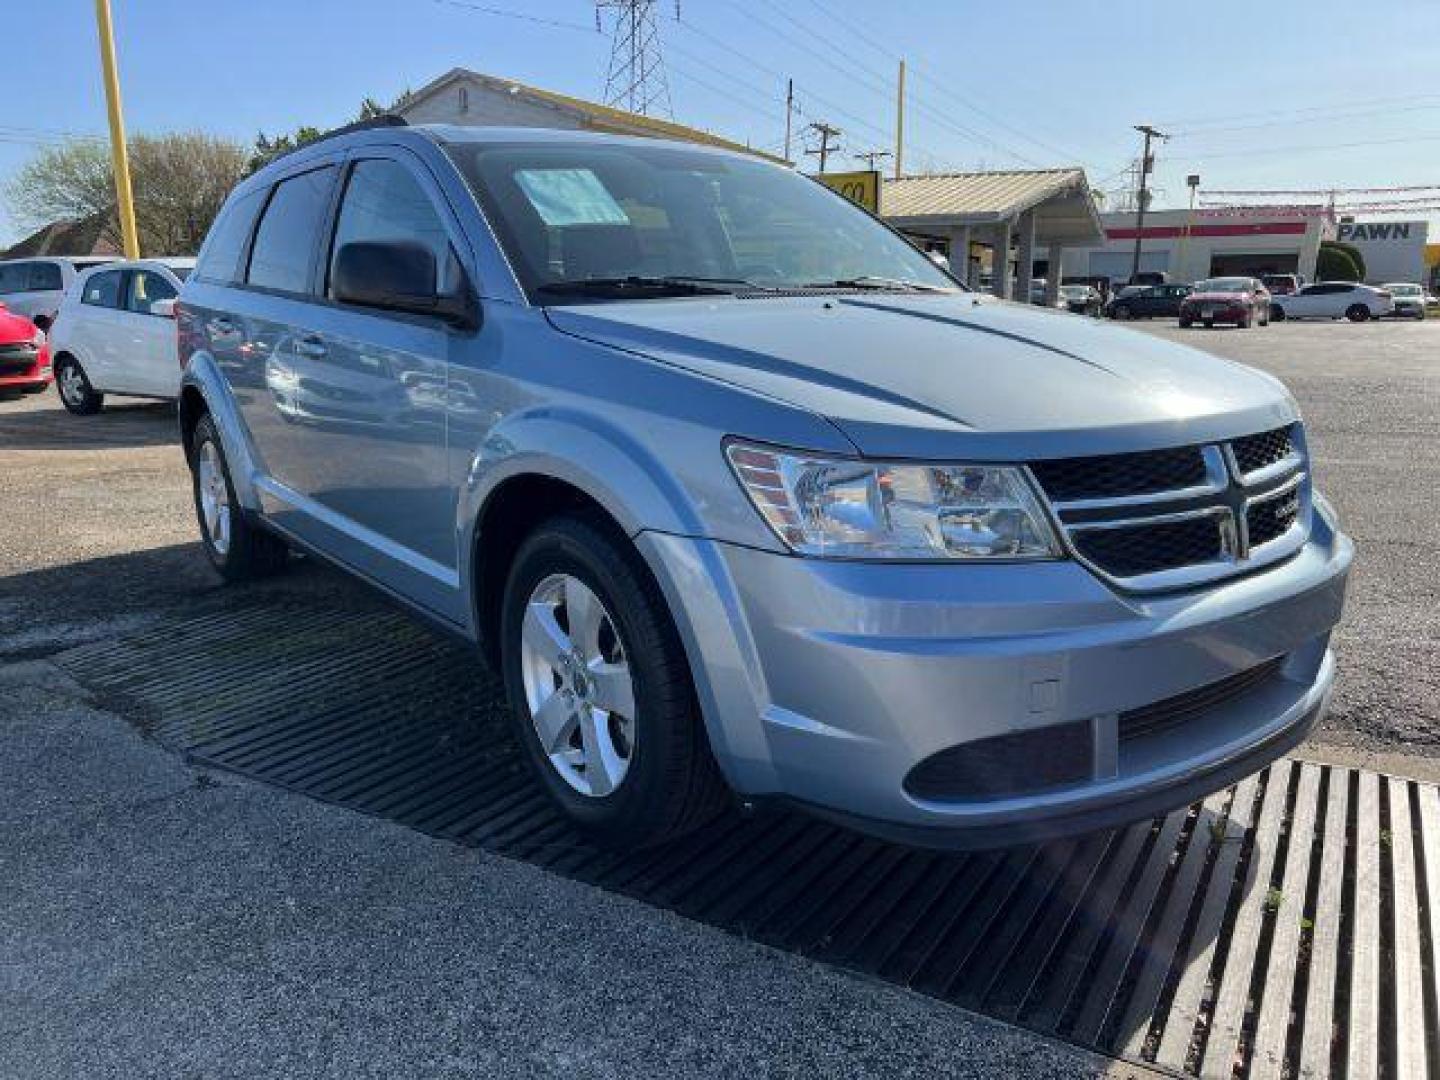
[
  {"xmin": 1329, "ymin": 239, "xmax": 1367, "ymax": 280},
  {"xmin": 7, "ymin": 132, "xmax": 249, "ymax": 255},
  {"xmin": 248, "ymin": 90, "xmax": 413, "ymax": 174},
  {"xmin": 1317, "ymin": 241, "xmax": 1362, "ymax": 282}
]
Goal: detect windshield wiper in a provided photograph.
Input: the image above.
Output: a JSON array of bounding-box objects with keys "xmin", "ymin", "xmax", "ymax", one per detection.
[
  {"xmin": 801, "ymin": 275, "xmax": 949, "ymax": 293},
  {"xmin": 536, "ymin": 275, "xmax": 770, "ymax": 298}
]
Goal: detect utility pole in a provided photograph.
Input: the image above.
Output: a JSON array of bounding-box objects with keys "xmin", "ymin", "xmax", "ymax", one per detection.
[
  {"xmin": 783, "ymin": 78, "xmax": 794, "ymax": 163},
  {"xmin": 1177, "ymin": 173, "xmax": 1200, "ymax": 281},
  {"xmin": 805, "ymin": 121, "xmax": 841, "ymax": 174},
  {"xmin": 1129, "ymin": 123, "xmax": 1166, "ymax": 282},
  {"xmin": 894, "ymin": 59, "xmax": 906, "ymax": 179},
  {"xmin": 93, "ymin": 0, "xmax": 139, "ymax": 259},
  {"xmin": 853, "ymin": 149, "xmax": 892, "ymax": 171}
]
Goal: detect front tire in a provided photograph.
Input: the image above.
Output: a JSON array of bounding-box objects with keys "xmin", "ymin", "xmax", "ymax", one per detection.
[
  {"xmin": 55, "ymin": 355, "xmax": 103, "ymax": 415},
  {"xmin": 189, "ymin": 414, "xmax": 288, "ymax": 581},
  {"xmin": 1112, "ymin": 305, "xmax": 1132, "ymax": 321},
  {"xmin": 1346, "ymin": 304, "xmax": 1371, "ymax": 323},
  {"xmin": 500, "ymin": 514, "xmax": 728, "ymax": 848}
]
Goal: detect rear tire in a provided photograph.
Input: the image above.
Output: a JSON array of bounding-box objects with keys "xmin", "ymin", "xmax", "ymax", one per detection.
[
  {"xmin": 55, "ymin": 355, "xmax": 103, "ymax": 415},
  {"xmin": 1113, "ymin": 305, "xmax": 1132, "ymax": 320},
  {"xmin": 1346, "ymin": 304, "xmax": 1371, "ymax": 323},
  {"xmin": 189, "ymin": 414, "xmax": 289, "ymax": 581},
  {"xmin": 500, "ymin": 513, "xmax": 728, "ymax": 848},
  {"xmin": 1270, "ymin": 305, "xmax": 1286, "ymax": 322}
]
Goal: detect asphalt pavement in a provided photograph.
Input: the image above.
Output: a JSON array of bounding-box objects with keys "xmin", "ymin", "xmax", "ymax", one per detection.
[{"xmin": 2, "ymin": 315, "xmax": 1437, "ymax": 1076}]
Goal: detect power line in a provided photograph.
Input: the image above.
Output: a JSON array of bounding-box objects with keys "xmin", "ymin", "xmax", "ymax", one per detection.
[
  {"xmin": 1154, "ymin": 91, "xmax": 1440, "ymax": 130},
  {"xmin": 429, "ymin": 0, "xmax": 595, "ymax": 32},
  {"xmin": 791, "ymin": 0, "xmax": 1098, "ymax": 167},
  {"xmin": 1172, "ymin": 131, "xmax": 1440, "ymax": 160}
]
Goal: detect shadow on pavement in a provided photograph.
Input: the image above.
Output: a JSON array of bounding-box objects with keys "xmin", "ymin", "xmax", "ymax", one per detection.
[{"xmin": 0, "ymin": 396, "xmax": 179, "ymax": 451}]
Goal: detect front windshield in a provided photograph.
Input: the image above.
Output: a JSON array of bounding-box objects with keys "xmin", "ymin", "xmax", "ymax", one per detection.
[
  {"xmin": 1059, "ymin": 285, "xmax": 1088, "ymax": 298},
  {"xmin": 1194, "ymin": 277, "xmax": 1253, "ymax": 292},
  {"xmin": 444, "ymin": 139, "xmax": 958, "ymax": 302}
]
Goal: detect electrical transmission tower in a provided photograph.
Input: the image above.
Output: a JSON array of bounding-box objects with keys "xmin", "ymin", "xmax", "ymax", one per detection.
[{"xmin": 596, "ymin": 1, "xmax": 676, "ymax": 118}]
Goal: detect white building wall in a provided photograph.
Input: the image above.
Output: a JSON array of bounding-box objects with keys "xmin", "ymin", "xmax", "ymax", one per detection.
[
  {"xmin": 397, "ymin": 76, "xmax": 588, "ymax": 130},
  {"xmin": 1058, "ymin": 210, "xmax": 1328, "ymax": 285},
  {"xmin": 1334, "ymin": 220, "xmax": 1428, "ymax": 284}
]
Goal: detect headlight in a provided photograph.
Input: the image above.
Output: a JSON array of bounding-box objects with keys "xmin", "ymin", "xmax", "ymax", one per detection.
[{"xmin": 726, "ymin": 442, "xmax": 1061, "ymax": 560}]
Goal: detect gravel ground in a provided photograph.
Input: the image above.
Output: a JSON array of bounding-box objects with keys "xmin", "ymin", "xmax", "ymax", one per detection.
[{"xmin": 1141, "ymin": 320, "xmax": 1440, "ymax": 762}]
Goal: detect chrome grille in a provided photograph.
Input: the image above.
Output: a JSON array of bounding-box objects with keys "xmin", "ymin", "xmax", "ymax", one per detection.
[
  {"xmin": 1072, "ymin": 514, "xmax": 1225, "ymax": 578},
  {"xmin": 1231, "ymin": 424, "xmax": 1298, "ymax": 475},
  {"xmin": 1030, "ymin": 425, "xmax": 1310, "ymax": 592},
  {"xmin": 1030, "ymin": 445, "xmax": 1207, "ymax": 502}
]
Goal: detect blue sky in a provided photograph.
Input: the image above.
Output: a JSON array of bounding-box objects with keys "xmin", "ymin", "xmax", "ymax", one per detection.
[{"xmin": 7, "ymin": 0, "xmax": 1440, "ymax": 245}]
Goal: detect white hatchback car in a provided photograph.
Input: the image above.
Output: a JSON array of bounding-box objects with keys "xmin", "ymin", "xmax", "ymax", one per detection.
[
  {"xmin": 48, "ymin": 257, "xmax": 193, "ymax": 414},
  {"xmin": 1269, "ymin": 281, "xmax": 1394, "ymax": 322}
]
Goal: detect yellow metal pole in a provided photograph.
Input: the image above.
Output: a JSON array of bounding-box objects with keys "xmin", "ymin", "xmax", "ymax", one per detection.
[
  {"xmin": 94, "ymin": 0, "xmax": 139, "ymax": 259},
  {"xmin": 894, "ymin": 59, "xmax": 905, "ymax": 179}
]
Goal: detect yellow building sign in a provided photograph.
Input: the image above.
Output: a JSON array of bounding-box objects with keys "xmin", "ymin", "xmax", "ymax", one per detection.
[{"xmin": 816, "ymin": 170, "xmax": 880, "ymax": 213}]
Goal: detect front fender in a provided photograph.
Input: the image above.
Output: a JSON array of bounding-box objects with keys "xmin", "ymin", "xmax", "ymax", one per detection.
[
  {"xmin": 458, "ymin": 404, "xmax": 711, "ymax": 559},
  {"xmin": 180, "ymin": 352, "xmax": 265, "ymax": 512}
]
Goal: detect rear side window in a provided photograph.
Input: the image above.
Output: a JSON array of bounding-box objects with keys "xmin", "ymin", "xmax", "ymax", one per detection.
[
  {"xmin": 28, "ymin": 262, "xmax": 63, "ymax": 290},
  {"xmin": 247, "ymin": 167, "xmax": 336, "ymax": 294},
  {"xmin": 327, "ymin": 158, "xmax": 458, "ymax": 297},
  {"xmin": 195, "ymin": 187, "xmax": 263, "ymax": 284},
  {"xmin": 83, "ymin": 269, "xmax": 125, "ymax": 309},
  {"xmin": 0, "ymin": 263, "xmax": 27, "ymax": 295}
]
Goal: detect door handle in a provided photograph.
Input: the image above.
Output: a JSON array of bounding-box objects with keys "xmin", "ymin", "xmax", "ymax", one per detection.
[{"xmin": 294, "ymin": 336, "xmax": 327, "ymax": 359}]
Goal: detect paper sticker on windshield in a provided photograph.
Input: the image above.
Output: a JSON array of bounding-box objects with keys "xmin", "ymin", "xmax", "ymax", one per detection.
[{"xmin": 514, "ymin": 169, "xmax": 629, "ymax": 227}]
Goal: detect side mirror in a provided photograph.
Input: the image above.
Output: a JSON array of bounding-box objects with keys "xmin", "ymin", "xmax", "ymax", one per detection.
[
  {"xmin": 31, "ymin": 312, "xmax": 51, "ymax": 332},
  {"xmin": 332, "ymin": 240, "xmax": 476, "ymax": 328},
  {"xmin": 150, "ymin": 299, "xmax": 177, "ymax": 318}
]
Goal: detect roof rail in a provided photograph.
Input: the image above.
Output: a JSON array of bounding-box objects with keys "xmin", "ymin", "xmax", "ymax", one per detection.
[{"xmin": 261, "ymin": 114, "xmax": 410, "ymax": 168}]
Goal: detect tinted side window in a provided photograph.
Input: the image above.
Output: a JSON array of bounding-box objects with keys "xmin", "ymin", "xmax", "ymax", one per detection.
[
  {"xmin": 0, "ymin": 263, "xmax": 27, "ymax": 295},
  {"xmin": 124, "ymin": 268, "xmax": 178, "ymax": 314},
  {"xmin": 28, "ymin": 262, "xmax": 63, "ymax": 291},
  {"xmin": 83, "ymin": 270, "xmax": 125, "ymax": 309},
  {"xmin": 327, "ymin": 158, "xmax": 458, "ymax": 297},
  {"xmin": 195, "ymin": 187, "xmax": 264, "ymax": 284},
  {"xmin": 247, "ymin": 167, "xmax": 336, "ymax": 294}
]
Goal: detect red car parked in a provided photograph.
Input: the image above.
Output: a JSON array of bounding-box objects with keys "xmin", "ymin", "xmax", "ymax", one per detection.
[
  {"xmin": 0, "ymin": 302, "xmax": 52, "ymax": 395},
  {"xmin": 1179, "ymin": 277, "xmax": 1272, "ymax": 329}
]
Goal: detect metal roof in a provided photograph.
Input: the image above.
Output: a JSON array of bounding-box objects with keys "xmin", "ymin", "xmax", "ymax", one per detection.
[{"xmin": 880, "ymin": 168, "xmax": 1104, "ymax": 244}]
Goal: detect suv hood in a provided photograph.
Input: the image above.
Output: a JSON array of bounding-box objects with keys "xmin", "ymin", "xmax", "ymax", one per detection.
[{"xmin": 546, "ymin": 293, "xmax": 1298, "ymax": 459}]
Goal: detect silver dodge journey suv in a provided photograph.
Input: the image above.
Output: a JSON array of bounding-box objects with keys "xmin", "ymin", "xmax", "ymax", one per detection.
[{"xmin": 177, "ymin": 120, "xmax": 1352, "ymax": 849}]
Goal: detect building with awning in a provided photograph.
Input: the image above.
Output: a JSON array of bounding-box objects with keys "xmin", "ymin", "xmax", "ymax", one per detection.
[{"xmin": 879, "ymin": 168, "xmax": 1103, "ymax": 301}]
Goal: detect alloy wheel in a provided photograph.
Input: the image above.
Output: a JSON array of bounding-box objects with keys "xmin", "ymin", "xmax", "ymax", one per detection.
[
  {"xmin": 197, "ymin": 440, "xmax": 232, "ymax": 556},
  {"xmin": 59, "ymin": 363, "xmax": 85, "ymax": 408},
  {"xmin": 518, "ymin": 573, "xmax": 636, "ymax": 797}
]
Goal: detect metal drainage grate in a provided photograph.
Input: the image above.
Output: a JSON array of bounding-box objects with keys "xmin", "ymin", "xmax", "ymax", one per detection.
[{"xmin": 57, "ymin": 597, "xmax": 1439, "ymax": 1079}]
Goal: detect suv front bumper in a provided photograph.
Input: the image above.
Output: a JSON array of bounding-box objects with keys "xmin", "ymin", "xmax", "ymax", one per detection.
[{"xmin": 639, "ymin": 498, "xmax": 1352, "ymax": 848}]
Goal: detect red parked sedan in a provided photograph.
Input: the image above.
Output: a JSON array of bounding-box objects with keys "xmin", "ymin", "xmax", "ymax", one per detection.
[
  {"xmin": 0, "ymin": 303, "xmax": 51, "ymax": 395},
  {"xmin": 1178, "ymin": 277, "xmax": 1272, "ymax": 329}
]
